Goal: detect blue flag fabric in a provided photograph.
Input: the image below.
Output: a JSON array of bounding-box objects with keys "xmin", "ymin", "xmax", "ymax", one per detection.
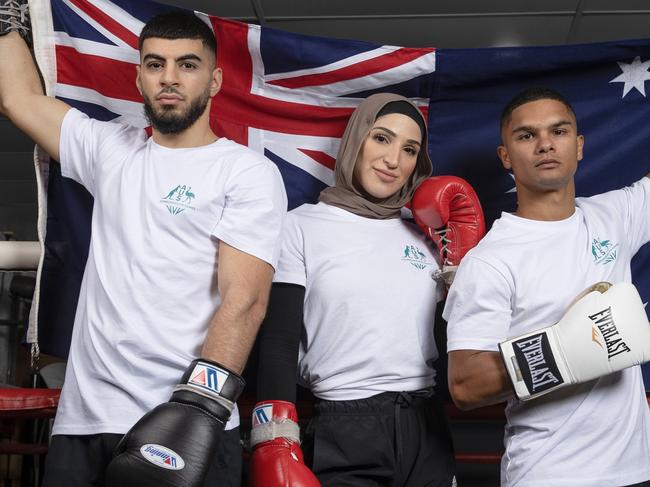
[
  {"xmin": 31, "ymin": 0, "xmax": 650, "ymax": 386},
  {"xmin": 430, "ymin": 41, "xmax": 650, "ymax": 386}
]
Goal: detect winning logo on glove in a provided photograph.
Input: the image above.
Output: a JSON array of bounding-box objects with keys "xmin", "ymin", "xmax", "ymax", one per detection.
[
  {"xmin": 188, "ymin": 362, "xmax": 229, "ymax": 395},
  {"xmin": 139, "ymin": 444, "xmax": 185, "ymax": 471}
]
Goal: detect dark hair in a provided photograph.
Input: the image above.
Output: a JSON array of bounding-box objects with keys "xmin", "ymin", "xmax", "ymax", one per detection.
[
  {"xmin": 139, "ymin": 12, "xmax": 216, "ymax": 59},
  {"xmin": 376, "ymin": 100, "xmax": 426, "ymax": 141},
  {"xmin": 500, "ymin": 87, "xmax": 576, "ymax": 131}
]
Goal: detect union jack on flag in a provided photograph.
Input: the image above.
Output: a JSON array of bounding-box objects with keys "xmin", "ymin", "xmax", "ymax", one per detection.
[{"xmin": 33, "ymin": 0, "xmax": 436, "ymax": 206}]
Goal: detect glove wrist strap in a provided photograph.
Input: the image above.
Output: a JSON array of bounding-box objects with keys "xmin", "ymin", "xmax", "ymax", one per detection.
[
  {"xmin": 250, "ymin": 419, "xmax": 300, "ymax": 447},
  {"xmin": 172, "ymin": 359, "xmax": 246, "ymax": 422}
]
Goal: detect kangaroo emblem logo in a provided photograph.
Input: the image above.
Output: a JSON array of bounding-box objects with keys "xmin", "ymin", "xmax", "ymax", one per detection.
[
  {"xmin": 591, "ymin": 237, "xmax": 618, "ymax": 265},
  {"xmin": 402, "ymin": 245, "xmax": 431, "ymax": 270},
  {"xmin": 160, "ymin": 184, "xmax": 197, "ymax": 215}
]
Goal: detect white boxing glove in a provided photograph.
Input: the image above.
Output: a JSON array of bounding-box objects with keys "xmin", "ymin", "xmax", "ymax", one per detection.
[{"xmin": 499, "ymin": 282, "xmax": 650, "ymax": 401}]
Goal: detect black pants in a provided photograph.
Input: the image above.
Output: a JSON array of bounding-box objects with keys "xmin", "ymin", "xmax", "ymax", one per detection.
[
  {"xmin": 302, "ymin": 390, "xmax": 456, "ymax": 487},
  {"xmin": 41, "ymin": 427, "xmax": 242, "ymax": 487}
]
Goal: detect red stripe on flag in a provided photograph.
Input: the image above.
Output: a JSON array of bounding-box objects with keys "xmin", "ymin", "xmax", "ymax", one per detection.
[
  {"xmin": 210, "ymin": 18, "xmax": 354, "ymax": 144},
  {"xmin": 56, "ymin": 46, "xmax": 142, "ymax": 103},
  {"xmin": 267, "ymin": 48, "xmax": 435, "ymax": 89},
  {"xmin": 68, "ymin": 0, "xmax": 140, "ymax": 50},
  {"xmin": 419, "ymin": 105, "xmax": 429, "ymax": 122},
  {"xmin": 298, "ymin": 149, "xmax": 336, "ymax": 171}
]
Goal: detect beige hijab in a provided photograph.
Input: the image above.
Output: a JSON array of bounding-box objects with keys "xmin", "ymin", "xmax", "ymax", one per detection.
[{"xmin": 318, "ymin": 93, "xmax": 432, "ymax": 219}]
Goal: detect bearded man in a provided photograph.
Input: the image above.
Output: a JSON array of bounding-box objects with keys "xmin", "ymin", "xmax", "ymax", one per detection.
[{"xmin": 0, "ymin": 6, "xmax": 287, "ymax": 486}]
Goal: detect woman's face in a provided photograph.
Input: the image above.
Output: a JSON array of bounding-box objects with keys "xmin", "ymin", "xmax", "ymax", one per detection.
[{"xmin": 352, "ymin": 112, "xmax": 422, "ymax": 200}]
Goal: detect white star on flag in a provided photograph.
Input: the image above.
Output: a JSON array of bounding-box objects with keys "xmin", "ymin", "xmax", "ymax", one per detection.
[{"xmin": 610, "ymin": 56, "xmax": 650, "ymax": 98}]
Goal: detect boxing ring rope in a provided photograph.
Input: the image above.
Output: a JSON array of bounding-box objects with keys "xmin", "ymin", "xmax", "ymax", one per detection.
[
  {"xmin": 0, "ymin": 241, "xmax": 41, "ymax": 370},
  {"xmin": 0, "ymin": 241, "xmax": 60, "ymax": 464},
  {"xmin": 0, "ymin": 242, "xmax": 40, "ymax": 271}
]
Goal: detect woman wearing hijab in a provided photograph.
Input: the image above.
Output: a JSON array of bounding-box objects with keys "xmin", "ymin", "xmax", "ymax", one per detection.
[{"xmin": 249, "ymin": 93, "xmax": 456, "ymax": 487}]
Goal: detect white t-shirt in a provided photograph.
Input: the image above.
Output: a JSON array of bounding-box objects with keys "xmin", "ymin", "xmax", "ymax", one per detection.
[
  {"xmin": 275, "ymin": 202, "xmax": 443, "ymax": 401},
  {"xmin": 444, "ymin": 178, "xmax": 650, "ymax": 487},
  {"xmin": 52, "ymin": 108, "xmax": 287, "ymax": 435}
]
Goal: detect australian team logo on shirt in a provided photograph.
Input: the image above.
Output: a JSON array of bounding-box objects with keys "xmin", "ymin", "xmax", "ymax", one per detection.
[
  {"xmin": 160, "ymin": 184, "xmax": 197, "ymax": 215},
  {"xmin": 591, "ymin": 237, "xmax": 618, "ymax": 265},
  {"xmin": 401, "ymin": 245, "xmax": 434, "ymax": 270}
]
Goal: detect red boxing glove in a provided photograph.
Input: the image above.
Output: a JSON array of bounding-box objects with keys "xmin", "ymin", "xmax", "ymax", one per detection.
[
  {"xmin": 249, "ymin": 401, "xmax": 321, "ymax": 487},
  {"xmin": 411, "ymin": 175, "xmax": 486, "ymax": 286}
]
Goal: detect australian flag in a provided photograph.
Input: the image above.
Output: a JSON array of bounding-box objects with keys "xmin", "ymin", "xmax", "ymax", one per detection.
[{"xmin": 28, "ymin": 0, "xmax": 650, "ymax": 385}]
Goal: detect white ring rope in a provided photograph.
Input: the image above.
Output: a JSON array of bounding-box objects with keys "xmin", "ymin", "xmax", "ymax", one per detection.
[{"xmin": 0, "ymin": 241, "xmax": 40, "ymax": 270}]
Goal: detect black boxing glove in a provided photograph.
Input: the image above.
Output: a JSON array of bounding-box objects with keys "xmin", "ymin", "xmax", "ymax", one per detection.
[{"xmin": 105, "ymin": 359, "xmax": 245, "ymax": 487}]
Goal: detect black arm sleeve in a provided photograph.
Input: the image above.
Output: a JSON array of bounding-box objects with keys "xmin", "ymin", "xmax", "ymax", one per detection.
[
  {"xmin": 433, "ymin": 299, "xmax": 451, "ymax": 402},
  {"xmin": 255, "ymin": 282, "xmax": 305, "ymax": 403}
]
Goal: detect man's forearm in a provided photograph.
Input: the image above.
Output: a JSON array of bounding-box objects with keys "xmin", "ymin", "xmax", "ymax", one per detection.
[
  {"xmin": 0, "ymin": 31, "xmax": 42, "ymax": 114},
  {"xmin": 448, "ymin": 349, "xmax": 514, "ymax": 410},
  {"xmin": 201, "ymin": 291, "xmax": 269, "ymax": 374},
  {"xmin": 0, "ymin": 30, "xmax": 69, "ymax": 159},
  {"xmin": 202, "ymin": 241, "xmax": 276, "ymax": 374}
]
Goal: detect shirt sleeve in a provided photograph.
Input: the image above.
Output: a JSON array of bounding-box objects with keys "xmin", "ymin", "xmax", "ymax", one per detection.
[
  {"xmin": 443, "ymin": 255, "xmax": 513, "ymax": 352},
  {"xmin": 272, "ymin": 212, "xmax": 307, "ymax": 287},
  {"xmin": 580, "ymin": 177, "xmax": 650, "ymax": 255},
  {"xmin": 624, "ymin": 177, "xmax": 650, "ymax": 255},
  {"xmin": 211, "ymin": 157, "xmax": 288, "ymax": 269},
  {"xmin": 58, "ymin": 108, "xmax": 135, "ymax": 196}
]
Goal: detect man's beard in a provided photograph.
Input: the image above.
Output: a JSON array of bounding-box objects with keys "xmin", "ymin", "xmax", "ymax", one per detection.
[{"xmin": 143, "ymin": 87, "xmax": 211, "ymax": 135}]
